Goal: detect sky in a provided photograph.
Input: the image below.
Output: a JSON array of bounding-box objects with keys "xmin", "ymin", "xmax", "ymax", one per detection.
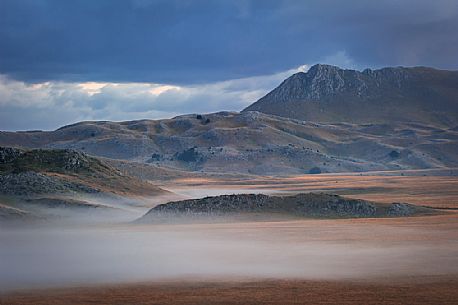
[{"xmin": 1, "ymin": 0, "xmax": 457, "ymax": 131}]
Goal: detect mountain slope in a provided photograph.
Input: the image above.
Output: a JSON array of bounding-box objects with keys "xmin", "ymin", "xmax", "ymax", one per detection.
[
  {"xmin": 0, "ymin": 112, "xmax": 457, "ymax": 175},
  {"xmin": 243, "ymin": 64, "xmax": 458, "ymax": 127}
]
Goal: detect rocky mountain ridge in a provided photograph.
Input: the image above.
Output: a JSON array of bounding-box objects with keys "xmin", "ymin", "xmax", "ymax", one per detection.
[{"xmin": 244, "ymin": 64, "xmax": 458, "ymax": 126}]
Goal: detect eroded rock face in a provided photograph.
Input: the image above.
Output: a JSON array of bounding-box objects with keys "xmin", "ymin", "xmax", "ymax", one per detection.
[{"xmin": 246, "ymin": 64, "xmax": 413, "ymax": 105}]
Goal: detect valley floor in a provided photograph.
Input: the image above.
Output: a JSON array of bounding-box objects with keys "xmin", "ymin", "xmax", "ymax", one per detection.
[
  {"xmin": 160, "ymin": 169, "xmax": 458, "ymax": 209},
  {"xmin": 1, "ymin": 213, "xmax": 457, "ymax": 304},
  {"xmin": 1, "ymin": 171, "xmax": 457, "ymax": 304}
]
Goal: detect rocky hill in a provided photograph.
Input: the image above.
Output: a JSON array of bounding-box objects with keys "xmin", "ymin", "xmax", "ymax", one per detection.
[
  {"xmin": 137, "ymin": 193, "xmax": 437, "ymax": 223},
  {"xmin": 0, "ymin": 111, "xmax": 457, "ymax": 175},
  {"xmin": 244, "ymin": 64, "xmax": 458, "ymax": 127},
  {"xmin": 0, "ymin": 146, "xmax": 167, "ymax": 223},
  {"xmin": 0, "ymin": 146, "xmax": 165, "ymax": 196}
]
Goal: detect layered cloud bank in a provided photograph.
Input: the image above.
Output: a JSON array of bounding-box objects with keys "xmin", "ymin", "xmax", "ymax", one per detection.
[{"xmin": 0, "ymin": 65, "xmax": 307, "ymax": 131}]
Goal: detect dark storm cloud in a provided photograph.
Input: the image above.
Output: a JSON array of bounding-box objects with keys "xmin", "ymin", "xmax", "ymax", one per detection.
[{"xmin": 0, "ymin": 0, "xmax": 457, "ymax": 84}]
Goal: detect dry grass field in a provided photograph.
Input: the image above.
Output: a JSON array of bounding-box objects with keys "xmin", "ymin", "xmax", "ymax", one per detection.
[
  {"xmin": 163, "ymin": 171, "xmax": 458, "ymax": 208},
  {"xmin": 2, "ymin": 213, "xmax": 457, "ymax": 305},
  {"xmin": 2, "ymin": 277, "xmax": 458, "ymax": 305}
]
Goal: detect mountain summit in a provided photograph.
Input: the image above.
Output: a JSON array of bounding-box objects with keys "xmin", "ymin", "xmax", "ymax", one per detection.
[{"xmin": 243, "ymin": 64, "xmax": 458, "ymax": 126}]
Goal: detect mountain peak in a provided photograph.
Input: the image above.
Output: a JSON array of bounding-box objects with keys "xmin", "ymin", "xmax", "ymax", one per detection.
[
  {"xmin": 307, "ymin": 63, "xmax": 342, "ymax": 73},
  {"xmin": 289, "ymin": 64, "xmax": 344, "ymax": 81},
  {"xmin": 266, "ymin": 64, "xmax": 360, "ymax": 102}
]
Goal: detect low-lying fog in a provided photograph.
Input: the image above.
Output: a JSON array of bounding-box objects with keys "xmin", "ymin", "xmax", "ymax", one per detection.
[
  {"xmin": 1, "ymin": 219, "xmax": 457, "ymax": 292},
  {"xmin": 60, "ymin": 188, "xmax": 272, "ymax": 224}
]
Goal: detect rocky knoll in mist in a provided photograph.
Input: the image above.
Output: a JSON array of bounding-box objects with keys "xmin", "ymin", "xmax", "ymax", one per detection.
[
  {"xmin": 137, "ymin": 193, "xmax": 437, "ymax": 223},
  {"xmin": 244, "ymin": 64, "xmax": 458, "ymax": 127},
  {"xmin": 0, "ymin": 111, "xmax": 457, "ymax": 176}
]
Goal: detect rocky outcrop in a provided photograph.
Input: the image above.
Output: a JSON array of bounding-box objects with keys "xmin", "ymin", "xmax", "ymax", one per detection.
[
  {"xmin": 387, "ymin": 202, "xmax": 417, "ymax": 216},
  {"xmin": 0, "ymin": 147, "xmax": 24, "ymax": 164},
  {"xmin": 0, "ymin": 172, "xmax": 99, "ymax": 195},
  {"xmin": 0, "ymin": 146, "xmax": 110, "ymax": 176},
  {"xmin": 0, "ymin": 147, "xmax": 109, "ymax": 174},
  {"xmin": 137, "ymin": 193, "xmax": 437, "ymax": 222}
]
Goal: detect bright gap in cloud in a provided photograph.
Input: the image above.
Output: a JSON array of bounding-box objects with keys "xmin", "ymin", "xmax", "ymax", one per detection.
[{"xmin": 0, "ymin": 64, "xmax": 309, "ymax": 131}]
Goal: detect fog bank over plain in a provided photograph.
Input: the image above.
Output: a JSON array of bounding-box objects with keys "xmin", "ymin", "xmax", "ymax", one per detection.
[{"xmin": 2, "ymin": 216, "xmax": 457, "ymax": 292}]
